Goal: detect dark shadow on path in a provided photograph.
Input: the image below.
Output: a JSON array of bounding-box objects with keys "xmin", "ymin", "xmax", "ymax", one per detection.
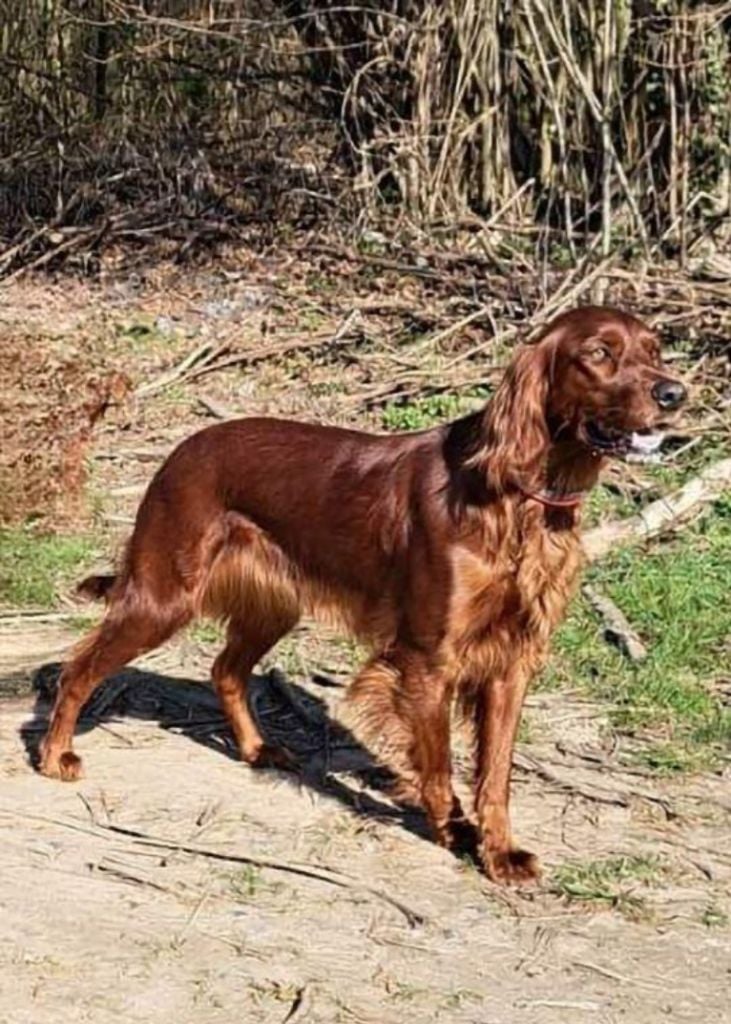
[{"xmin": 16, "ymin": 661, "xmax": 479, "ymax": 862}]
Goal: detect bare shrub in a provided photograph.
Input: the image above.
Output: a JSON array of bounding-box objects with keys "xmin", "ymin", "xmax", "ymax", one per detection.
[{"xmin": 0, "ymin": 1, "xmax": 728, "ymax": 268}]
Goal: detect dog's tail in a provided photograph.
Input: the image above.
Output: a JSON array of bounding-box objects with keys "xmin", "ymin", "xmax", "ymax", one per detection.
[{"xmin": 76, "ymin": 574, "xmax": 117, "ymax": 603}]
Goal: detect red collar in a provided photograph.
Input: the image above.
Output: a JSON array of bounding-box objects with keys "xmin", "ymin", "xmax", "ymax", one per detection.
[{"xmin": 519, "ymin": 487, "xmax": 585, "ymax": 509}]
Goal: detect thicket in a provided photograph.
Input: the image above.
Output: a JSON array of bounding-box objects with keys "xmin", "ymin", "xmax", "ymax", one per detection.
[{"xmin": 1, "ymin": 1, "xmax": 729, "ymax": 270}]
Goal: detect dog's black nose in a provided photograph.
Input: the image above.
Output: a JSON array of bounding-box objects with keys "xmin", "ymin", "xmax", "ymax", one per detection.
[{"xmin": 651, "ymin": 379, "xmax": 687, "ymax": 410}]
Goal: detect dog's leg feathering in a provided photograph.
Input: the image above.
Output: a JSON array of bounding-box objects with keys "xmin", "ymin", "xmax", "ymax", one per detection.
[{"xmin": 343, "ymin": 648, "xmax": 465, "ymax": 848}]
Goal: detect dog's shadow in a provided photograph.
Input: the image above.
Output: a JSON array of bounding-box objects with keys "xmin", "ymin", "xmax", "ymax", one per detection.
[{"xmin": 19, "ymin": 663, "xmax": 479, "ymax": 861}]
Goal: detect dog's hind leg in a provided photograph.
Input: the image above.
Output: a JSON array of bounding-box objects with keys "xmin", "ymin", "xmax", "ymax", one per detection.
[
  {"xmin": 212, "ymin": 613, "xmax": 298, "ymax": 768},
  {"xmin": 343, "ymin": 648, "xmax": 463, "ymax": 849},
  {"xmin": 39, "ymin": 597, "xmax": 192, "ymax": 781}
]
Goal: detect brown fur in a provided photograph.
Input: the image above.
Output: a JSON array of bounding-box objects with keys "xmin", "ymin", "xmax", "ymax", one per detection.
[{"xmin": 39, "ymin": 306, "xmax": 686, "ymax": 884}]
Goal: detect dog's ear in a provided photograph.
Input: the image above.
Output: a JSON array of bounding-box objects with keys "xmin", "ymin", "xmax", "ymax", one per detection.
[{"xmin": 470, "ymin": 338, "xmax": 556, "ymax": 493}]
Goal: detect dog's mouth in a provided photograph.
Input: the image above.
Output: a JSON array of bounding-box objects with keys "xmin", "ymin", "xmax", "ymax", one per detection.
[{"xmin": 582, "ymin": 421, "xmax": 666, "ymax": 459}]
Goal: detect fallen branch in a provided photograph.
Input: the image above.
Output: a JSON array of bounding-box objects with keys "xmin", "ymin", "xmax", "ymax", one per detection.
[
  {"xmin": 107, "ymin": 822, "xmax": 425, "ymax": 926},
  {"xmin": 186, "ymin": 311, "xmax": 363, "ymax": 384},
  {"xmin": 134, "ymin": 342, "xmax": 224, "ymax": 398},
  {"xmin": 94, "ymin": 859, "xmax": 180, "ymax": 896},
  {"xmin": 582, "ymin": 457, "xmax": 731, "ymax": 562},
  {"xmin": 582, "ymin": 584, "xmax": 648, "ymax": 662},
  {"xmin": 445, "ymin": 246, "xmax": 610, "ymax": 369},
  {"xmin": 94, "ymin": 446, "xmax": 169, "ymax": 462},
  {"xmin": 0, "ymin": 224, "xmax": 50, "ymax": 272},
  {"xmin": 0, "ymin": 809, "xmax": 425, "ymax": 927},
  {"xmin": 2, "ymin": 226, "xmax": 99, "ymax": 283},
  {"xmin": 135, "ymin": 312, "xmax": 363, "ymax": 400},
  {"xmin": 572, "ymin": 959, "xmax": 664, "ymax": 991}
]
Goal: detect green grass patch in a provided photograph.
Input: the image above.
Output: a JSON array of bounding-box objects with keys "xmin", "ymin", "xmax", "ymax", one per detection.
[
  {"xmin": 381, "ymin": 387, "xmax": 490, "ymax": 432},
  {"xmin": 228, "ymin": 865, "xmax": 263, "ymax": 900},
  {"xmin": 624, "ymin": 741, "xmax": 711, "ymax": 776},
  {"xmin": 701, "ymin": 903, "xmax": 729, "ymax": 929},
  {"xmin": 0, "ymin": 528, "xmax": 97, "ymax": 608},
  {"xmin": 583, "ymin": 483, "xmax": 637, "ymax": 527},
  {"xmin": 189, "ymin": 620, "xmax": 225, "ymax": 646},
  {"xmin": 440, "ymin": 990, "xmax": 484, "ymax": 1012},
  {"xmin": 549, "ymin": 503, "xmax": 731, "ymax": 767},
  {"xmin": 551, "ymin": 854, "xmax": 663, "ymax": 917},
  {"xmin": 113, "ymin": 316, "xmax": 177, "ymax": 352}
]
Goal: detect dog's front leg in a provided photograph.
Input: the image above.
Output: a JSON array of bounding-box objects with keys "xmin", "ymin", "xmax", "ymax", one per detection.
[{"xmin": 472, "ymin": 666, "xmax": 541, "ymax": 884}]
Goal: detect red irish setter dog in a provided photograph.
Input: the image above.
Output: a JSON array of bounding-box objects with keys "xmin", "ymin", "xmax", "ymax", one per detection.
[{"xmin": 39, "ymin": 306, "xmax": 686, "ymax": 883}]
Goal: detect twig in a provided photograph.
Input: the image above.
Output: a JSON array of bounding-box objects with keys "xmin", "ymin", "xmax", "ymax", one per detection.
[
  {"xmin": 0, "ymin": 224, "xmax": 50, "ymax": 271},
  {"xmin": 94, "ymin": 447, "xmax": 169, "ymax": 462},
  {"xmin": 173, "ymin": 888, "xmax": 211, "ymax": 947},
  {"xmin": 280, "ymin": 985, "xmax": 311, "ymax": 1024},
  {"xmin": 582, "ymin": 457, "xmax": 731, "ymax": 561},
  {"xmin": 138, "ymin": 314, "xmax": 363, "ymax": 397},
  {"xmin": 4, "ymin": 811, "xmax": 424, "ymax": 927},
  {"xmin": 329, "ymin": 307, "xmax": 361, "ymax": 344},
  {"xmin": 2, "ymin": 227, "xmax": 98, "ymax": 283},
  {"xmin": 198, "ymin": 395, "xmax": 237, "ymax": 420},
  {"xmin": 0, "ymin": 609, "xmax": 87, "ymax": 622},
  {"xmin": 554, "ymin": 742, "xmax": 658, "ymax": 779},
  {"xmin": 111, "ymin": 822, "xmax": 424, "ymax": 925},
  {"xmin": 108, "ymin": 484, "xmax": 147, "ymax": 497},
  {"xmin": 94, "ymin": 859, "xmax": 179, "ymax": 896},
  {"xmin": 134, "ymin": 342, "xmax": 223, "ymax": 398},
  {"xmin": 582, "ymin": 584, "xmax": 648, "ymax": 661},
  {"xmin": 304, "ymin": 243, "xmax": 441, "ymax": 281},
  {"xmin": 516, "ymin": 1000, "xmax": 601, "ymax": 1012},
  {"xmin": 406, "ymin": 304, "xmax": 496, "ymax": 355},
  {"xmin": 573, "ymin": 959, "xmax": 665, "ymax": 990},
  {"xmin": 445, "ymin": 248, "xmax": 612, "ymax": 369}
]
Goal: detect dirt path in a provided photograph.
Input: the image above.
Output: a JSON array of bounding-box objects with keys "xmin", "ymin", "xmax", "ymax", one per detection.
[
  {"xmin": 1, "ymin": 640, "xmax": 729, "ymax": 1024},
  {"xmin": 1, "ymin": 267, "xmax": 729, "ymax": 1021}
]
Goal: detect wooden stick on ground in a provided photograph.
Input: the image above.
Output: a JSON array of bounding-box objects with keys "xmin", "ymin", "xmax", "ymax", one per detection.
[
  {"xmin": 0, "ymin": 809, "xmax": 425, "ymax": 928},
  {"xmin": 582, "ymin": 584, "xmax": 648, "ymax": 662},
  {"xmin": 582, "ymin": 457, "xmax": 731, "ymax": 562},
  {"xmin": 102, "ymin": 821, "xmax": 426, "ymax": 927}
]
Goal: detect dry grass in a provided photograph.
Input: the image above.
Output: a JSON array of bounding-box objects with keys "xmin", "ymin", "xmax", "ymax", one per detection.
[
  {"xmin": 0, "ymin": 3, "xmax": 729, "ymax": 274},
  {"xmin": 0, "ymin": 334, "xmax": 129, "ymax": 525}
]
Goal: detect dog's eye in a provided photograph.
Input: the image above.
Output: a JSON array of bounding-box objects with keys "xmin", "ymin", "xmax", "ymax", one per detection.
[{"xmin": 587, "ymin": 345, "xmax": 611, "ymax": 363}]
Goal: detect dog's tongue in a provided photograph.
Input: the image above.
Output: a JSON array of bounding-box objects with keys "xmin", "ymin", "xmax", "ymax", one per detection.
[{"xmin": 629, "ymin": 431, "xmax": 664, "ymax": 454}]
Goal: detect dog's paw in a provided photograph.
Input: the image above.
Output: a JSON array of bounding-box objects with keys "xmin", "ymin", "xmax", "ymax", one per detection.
[
  {"xmin": 39, "ymin": 749, "xmax": 84, "ymax": 782},
  {"xmin": 245, "ymin": 743, "xmax": 296, "ymax": 771},
  {"xmin": 482, "ymin": 847, "xmax": 541, "ymax": 886}
]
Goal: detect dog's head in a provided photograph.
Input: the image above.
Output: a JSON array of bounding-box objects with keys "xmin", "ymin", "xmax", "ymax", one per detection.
[
  {"xmin": 539, "ymin": 306, "xmax": 686, "ymax": 458},
  {"xmin": 479, "ymin": 306, "xmax": 687, "ymax": 494}
]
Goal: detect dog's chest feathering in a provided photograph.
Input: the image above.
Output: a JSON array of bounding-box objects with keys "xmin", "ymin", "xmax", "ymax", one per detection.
[{"xmin": 449, "ymin": 506, "xmax": 584, "ymax": 678}]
